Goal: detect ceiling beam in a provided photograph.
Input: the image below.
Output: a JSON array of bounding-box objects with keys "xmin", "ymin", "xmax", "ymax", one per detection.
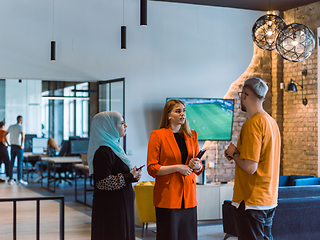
[{"xmin": 152, "ymin": 0, "xmax": 320, "ymax": 11}]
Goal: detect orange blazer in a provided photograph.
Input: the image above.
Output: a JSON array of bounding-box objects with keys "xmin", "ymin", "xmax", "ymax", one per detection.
[{"xmin": 147, "ymin": 128, "xmax": 203, "ymax": 209}]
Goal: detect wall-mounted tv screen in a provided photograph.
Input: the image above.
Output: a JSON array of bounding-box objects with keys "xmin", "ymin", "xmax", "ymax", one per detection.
[{"xmin": 167, "ymin": 98, "xmax": 234, "ymax": 141}]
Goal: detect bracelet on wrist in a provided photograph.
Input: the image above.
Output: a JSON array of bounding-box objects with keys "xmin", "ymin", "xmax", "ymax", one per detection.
[{"xmin": 195, "ymin": 164, "xmax": 202, "ymax": 172}]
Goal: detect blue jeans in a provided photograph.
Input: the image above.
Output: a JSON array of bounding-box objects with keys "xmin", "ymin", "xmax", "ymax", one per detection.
[
  {"xmin": 10, "ymin": 145, "xmax": 24, "ymax": 181},
  {"xmin": 35, "ymin": 161, "xmax": 48, "ymax": 173},
  {"xmin": 233, "ymin": 200, "xmax": 276, "ymax": 240}
]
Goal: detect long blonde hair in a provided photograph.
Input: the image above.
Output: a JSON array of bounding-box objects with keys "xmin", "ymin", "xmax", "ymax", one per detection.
[
  {"xmin": 47, "ymin": 137, "xmax": 60, "ymax": 151},
  {"xmin": 159, "ymin": 99, "xmax": 193, "ymax": 138}
]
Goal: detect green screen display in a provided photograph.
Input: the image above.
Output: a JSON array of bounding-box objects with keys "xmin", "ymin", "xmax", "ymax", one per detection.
[{"xmin": 167, "ymin": 98, "xmax": 234, "ymax": 141}]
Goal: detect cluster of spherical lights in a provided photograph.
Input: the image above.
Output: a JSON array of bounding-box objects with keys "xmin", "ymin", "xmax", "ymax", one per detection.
[{"xmin": 252, "ymin": 14, "xmax": 315, "ymax": 62}]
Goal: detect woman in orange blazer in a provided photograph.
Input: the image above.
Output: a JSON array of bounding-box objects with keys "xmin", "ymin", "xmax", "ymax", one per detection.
[{"xmin": 147, "ymin": 99, "xmax": 204, "ymax": 240}]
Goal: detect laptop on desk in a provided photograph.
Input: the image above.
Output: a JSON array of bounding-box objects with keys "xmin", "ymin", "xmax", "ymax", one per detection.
[
  {"xmin": 58, "ymin": 140, "xmax": 69, "ymax": 157},
  {"xmin": 32, "ymin": 147, "xmax": 45, "ymax": 155}
]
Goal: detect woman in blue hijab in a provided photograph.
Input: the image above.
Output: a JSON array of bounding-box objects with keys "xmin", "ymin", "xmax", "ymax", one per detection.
[{"xmin": 88, "ymin": 111, "xmax": 142, "ymax": 240}]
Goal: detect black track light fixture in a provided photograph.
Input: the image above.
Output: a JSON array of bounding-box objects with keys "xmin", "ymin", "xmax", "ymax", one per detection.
[
  {"xmin": 140, "ymin": 0, "xmax": 147, "ymax": 26},
  {"xmin": 121, "ymin": 0, "xmax": 127, "ymax": 49},
  {"xmin": 51, "ymin": 0, "xmax": 56, "ymax": 61},
  {"xmin": 121, "ymin": 26, "xmax": 126, "ymax": 50},
  {"xmin": 51, "ymin": 41, "xmax": 56, "ymax": 61}
]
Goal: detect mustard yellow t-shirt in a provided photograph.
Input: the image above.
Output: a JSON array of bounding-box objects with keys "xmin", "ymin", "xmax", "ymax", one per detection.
[{"xmin": 232, "ymin": 112, "xmax": 281, "ymax": 207}]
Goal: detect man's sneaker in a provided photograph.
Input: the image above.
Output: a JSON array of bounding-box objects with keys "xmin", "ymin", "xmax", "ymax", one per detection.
[
  {"xmin": 18, "ymin": 180, "xmax": 28, "ymax": 185},
  {"xmin": 0, "ymin": 178, "xmax": 6, "ymax": 183},
  {"xmin": 33, "ymin": 177, "xmax": 42, "ymax": 183},
  {"xmin": 8, "ymin": 179, "xmax": 16, "ymax": 185}
]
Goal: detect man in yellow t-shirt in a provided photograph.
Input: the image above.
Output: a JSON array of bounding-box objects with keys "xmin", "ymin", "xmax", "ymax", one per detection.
[{"xmin": 225, "ymin": 77, "xmax": 281, "ymax": 240}]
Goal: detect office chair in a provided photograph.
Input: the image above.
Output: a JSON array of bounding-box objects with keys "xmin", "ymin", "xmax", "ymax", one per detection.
[
  {"xmin": 48, "ymin": 163, "xmax": 73, "ymax": 187},
  {"xmin": 46, "ymin": 140, "xmax": 74, "ymax": 187},
  {"xmin": 134, "ymin": 181, "xmax": 156, "ymax": 237}
]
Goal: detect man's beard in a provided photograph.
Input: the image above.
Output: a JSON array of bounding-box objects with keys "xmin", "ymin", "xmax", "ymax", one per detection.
[{"xmin": 241, "ymin": 100, "xmax": 246, "ymax": 112}]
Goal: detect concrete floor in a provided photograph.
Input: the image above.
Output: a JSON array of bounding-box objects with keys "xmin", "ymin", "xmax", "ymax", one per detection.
[
  {"xmin": 0, "ymin": 171, "xmax": 238, "ymax": 240},
  {"xmin": 135, "ymin": 221, "xmax": 238, "ymax": 240}
]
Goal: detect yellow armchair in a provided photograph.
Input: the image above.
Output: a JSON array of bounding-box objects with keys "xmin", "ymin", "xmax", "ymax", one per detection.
[{"xmin": 134, "ymin": 181, "xmax": 156, "ymax": 237}]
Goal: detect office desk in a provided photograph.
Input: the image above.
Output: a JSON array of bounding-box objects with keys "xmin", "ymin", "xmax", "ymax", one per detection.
[
  {"xmin": 41, "ymin": 157, "xmax": 82, "ymax": 193},
  {"xmin": 23, "ymin": 152, "xmax": 43, "ymax": 182},
  {"xmin": 74, "ymin": 163, "xmax": 93, "ymax": 207}
]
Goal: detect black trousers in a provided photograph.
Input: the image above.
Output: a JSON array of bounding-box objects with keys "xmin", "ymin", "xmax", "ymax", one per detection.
[
  {"xmin": 155, "ymin": 206, "xmax": 197, "ymax": 240},
  {"xmin": 0, "ymin": 142, "xmax": 11, "ymax": 178},
  {"xmin": 233, "ymin": 200, "xmax": 276, "ymax": 240}
]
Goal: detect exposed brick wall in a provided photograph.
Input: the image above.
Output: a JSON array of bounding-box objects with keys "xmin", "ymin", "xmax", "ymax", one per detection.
[
  {"xmin": 204, "ymin": 2, "xmax": 319, "ymax": 183},
  {"xmin": 271, "ymin": 51, "xmax": 284, "ymax": 174},
  {"xmin": 203, "ymin": 45, "xmax": 272, "ymax": 183},
  {"xmin": 281, "ymin": 2, "xmax": 318, "ymax": 175}
]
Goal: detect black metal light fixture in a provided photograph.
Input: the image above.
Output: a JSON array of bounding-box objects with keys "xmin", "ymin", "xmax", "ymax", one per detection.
[
  {"xmin": 51, "ymin": 0, "xmax": 56, "ymax": 61},
  {"xmin": 51, "ymin": 41, "xmax": 56, "ymax": 61},
  {"xmin": 252, "ymin": 14, "xmax": 286, "ymax": 51},
  {"xmin": 121, "ymin": 0, "xmax": 127, "ymax": 50},
  {"xmin": 71, "ymin": 89, "xmax": 97, "ymax": 93},
  {"xmin": 140, "ymin": 0, "xmax": 147, "ymax": 26},
  {"xmin": 287, "ymin": 69, "xmax": 308, "ymax": 106},
  {"xmin": 276, "ymin": 23, "xmax": 315, "ymax": 62},
  {"xmin": 121, "ymin": 26, "xmax": 126, "ymax": 50},
  {"xmin": 287, "ymin": 79, "xmax": 297, "ymax": 92},
  {"xmin": 42, "ymin": 95, "xmax": 90, "ymax": 100}
]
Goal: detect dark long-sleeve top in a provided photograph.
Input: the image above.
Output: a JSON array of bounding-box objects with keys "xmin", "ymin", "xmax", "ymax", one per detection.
[{"xmin": 91, "ymin": 146, "xmax": 135, "ymax": 240}]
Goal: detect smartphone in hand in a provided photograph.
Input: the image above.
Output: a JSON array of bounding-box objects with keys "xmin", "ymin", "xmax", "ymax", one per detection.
[
  {"xmin": 137, "ymin": 165, "xmax": 145, "ymax": 171},
  {"xmin": 196, "ymin": 149, "xmax": 207, "ymax": 159}
]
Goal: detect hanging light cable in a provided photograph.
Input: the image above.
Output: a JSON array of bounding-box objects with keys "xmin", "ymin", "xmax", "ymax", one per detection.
[
  {"xmin": 51, "ymin": 0, "xmax": 56, "ymax": 61},
  {"xmin": 121, "ymin": 0, "xmax": 126, "ymax": 49}
]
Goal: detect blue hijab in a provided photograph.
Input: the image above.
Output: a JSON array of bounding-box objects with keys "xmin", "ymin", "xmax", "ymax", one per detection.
[{"xmin": 87, "ymin": 111, "xmax": 133, "ymax": 175}]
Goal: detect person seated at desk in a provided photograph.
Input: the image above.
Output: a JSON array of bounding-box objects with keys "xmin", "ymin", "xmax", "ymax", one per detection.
[{"xmin": 34, "ymin": 137, "xmax": 60, "ymax": 183}]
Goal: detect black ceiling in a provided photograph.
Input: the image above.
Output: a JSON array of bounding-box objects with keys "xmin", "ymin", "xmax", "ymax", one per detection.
[{"xmin": 153, "ymin": 0, "xmax": 320, "ymax": 11}]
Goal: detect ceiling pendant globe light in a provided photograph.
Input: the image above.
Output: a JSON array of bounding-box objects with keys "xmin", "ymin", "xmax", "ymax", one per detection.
[
  {"xmin": 275, "ymin": 23, "xmax": 315, "ymax": 62},
  {"xmin": 252, "ymin": 14, "xmax": 286, "ymax": 51}
]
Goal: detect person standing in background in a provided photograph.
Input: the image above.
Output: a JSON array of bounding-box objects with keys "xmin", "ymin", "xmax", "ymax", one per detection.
[
  {"xmin": 4, "ymin": 115, "xmax": 28, "ymax": 185},
  {"xmin": 0, "ymin": 121, "xmax": 14, "ymax": 184},
  {"xmin": 224, "ymin": 77, "xmax": 281, "ymax": 240}
]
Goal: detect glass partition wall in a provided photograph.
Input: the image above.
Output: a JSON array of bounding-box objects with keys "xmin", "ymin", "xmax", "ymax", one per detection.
[
  {"xmin": 98, "ymin": 78, "xmax": 125, "ymax": 151},
  {"xmin": 42, "ymin": 81, "xmax": 89, "ymax": 145},
  {"xmin": 1, "ymin": 79, "xmax": 124, "ymax": 152}
]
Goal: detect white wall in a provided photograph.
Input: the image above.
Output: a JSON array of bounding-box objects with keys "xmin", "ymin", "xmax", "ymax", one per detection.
[
  {"xmin": 0, "ymin": 0, "xmax": 263, "ymax": 180},
  {"xmin": 5, "ymin": 80, "xmax": 42, "ymax": 137}
]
